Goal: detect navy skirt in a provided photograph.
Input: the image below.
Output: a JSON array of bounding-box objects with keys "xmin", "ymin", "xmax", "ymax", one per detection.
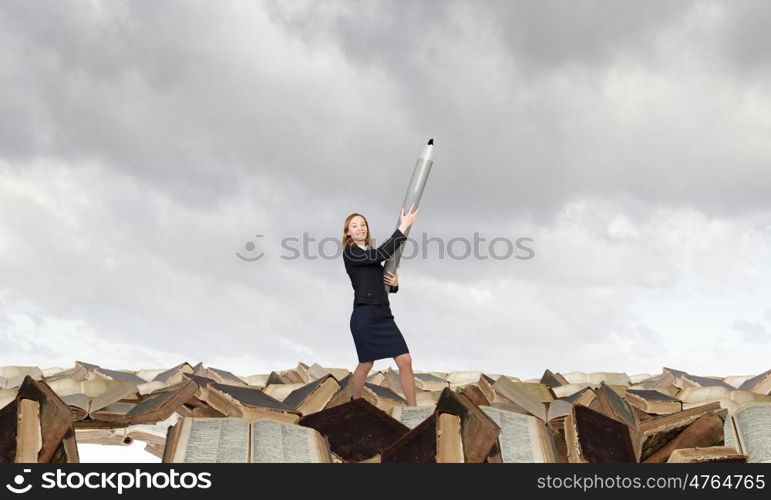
[{"xmin": 349, "ymin": 304, "xmax": 410, "ymax": 362}]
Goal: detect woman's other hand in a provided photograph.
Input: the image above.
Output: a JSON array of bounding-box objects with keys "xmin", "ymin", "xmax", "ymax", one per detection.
[
  {"xmin": 384, "ymin": 271, "xmax": 398, "ymax": 287},
  {"xmin": 398, "ymin": 203, "xmax": 419, "ymax": 233}
]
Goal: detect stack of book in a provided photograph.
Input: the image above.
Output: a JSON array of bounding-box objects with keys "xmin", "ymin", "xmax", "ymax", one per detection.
[{"xmin": 1, "ymin": 363, "xmax": 769, "ymax": 463}]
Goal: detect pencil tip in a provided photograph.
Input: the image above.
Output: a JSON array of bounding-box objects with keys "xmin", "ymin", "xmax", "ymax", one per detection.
[{"xmin": 427, "ymin": 138, "xmax": 434, "ymax": 145}]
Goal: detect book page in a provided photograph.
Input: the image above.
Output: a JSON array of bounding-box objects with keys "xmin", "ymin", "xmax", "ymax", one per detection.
[
  {"xmin": 45, "ymin": 377, "xmax": 81, "ymax": 397},
  {"xmin": 552, "ymin": 384, "xmax": 589, "ymax": 398},
  {"xmin": 0, "ymin": 388, "xmax": 19, "ymax": 411},
  {"xmin": 521, "ymin": 383, "xmax": 554, "ymax": 402},
  {"xmin": 91, "ymin": 401, "xmax": 136, "ymax": 419},
  {"xmin": 678, "ymin": 386, "xmax": 730, "ymax": 403},
  {"xmin": 61, "ymin": 393, "xmax": 90, "ymax": 412},
  {"xmin": 128, "ymin": 413, "xmax": 179, "ymax": 442},
  {"xmin": 16, "ymin": 399, "xmax": 42, "ymax": 463},
  {"xmin": 587, "ymin": 372, "xmax": 630, "ymax": 385},
  {"xmin": 251, "ymin": 419, "xmax": 319, "ymax": 463},
  {"xmin": 392, "ymin": 406, "xmax": 435, "ymax": 429},
  {"xmin": 263, "ymin": 383, "xmax": 305, "ymax": 401},
  {"xmin": 82, "ymin": 378, "xmax": 127, "ymax": 398},
  {"xmin": 491, "ymin": 377, "xmax": 546, "ymax": 421},
  {"xmin": 0, "ymin": 366, "xmax": 42, "ymax": 379},
  {"xmin": 90, "ymin": 381, "xmax": 138, "ymax": 412},
  {"xmin": 561, "ymin": 371, "xmax": 588, "ymax": 384},
  {"xmin": 446, "ymin": 371, "xmax": 483, "ymax": 387},
  {"xmin": 731, "ymin": 390, "xmax": 771, "ymax": 405},
  {"xmin": 179, "ymin": 418, "xmax": 249, "ymax": 463},
  {"xmin": 735, "ymin": 404, "xmax": 771, "ymax": 463},
  {"xmin": 137, "ymin": 380, "xmax": 168, "ymax": 396},
  {"xmin": 723, "ymin": 416, "xmax": 739, "ymax": 453},
  {"xmin": 547, "ymin": 400, "xmax": 572, "ymax": 422},
  {"xmin": 481, "ymin": 406, "xmax": 544, "ymax": 462}
]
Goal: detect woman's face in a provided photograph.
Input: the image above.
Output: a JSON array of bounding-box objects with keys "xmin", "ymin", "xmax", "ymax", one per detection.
[{"xmin": 347, "ymin": 216, "xmax": 368, "ymax": 244}]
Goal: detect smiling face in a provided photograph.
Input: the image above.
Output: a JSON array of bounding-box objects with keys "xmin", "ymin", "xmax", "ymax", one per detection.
[{"xmin": 347, "ymin": 215, "xmax": 368, "ymax": 244}]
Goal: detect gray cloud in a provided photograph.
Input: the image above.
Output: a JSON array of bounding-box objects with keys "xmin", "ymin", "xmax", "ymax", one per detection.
[
  {"xmin": 717, "ymin": 0, "xmax": 771, "ymax": 74},
  {"xmin": 1, "ymin": 1, "xmax": 771, "ymax": 377},
  {"xmin": 732, "ymin": 318, "xmax": 770, "ymax": 343},
  {"xmin": 1, "ymin": 1, "xmax": 770, "ymax": 222}
]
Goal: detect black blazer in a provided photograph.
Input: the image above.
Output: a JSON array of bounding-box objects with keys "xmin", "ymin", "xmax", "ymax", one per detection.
[{"xmin": 343, "ymin": 228, "xmax": 407, "ymax": 306}]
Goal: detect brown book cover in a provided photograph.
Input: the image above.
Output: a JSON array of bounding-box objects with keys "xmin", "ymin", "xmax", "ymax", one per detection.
[
  {"xmin": 299, "ymin": 398, "xmax": 409, "ymax": 461},
  {"xmin": 16, "ymin": 376, "xmax": 75, "ymax": 462},
  {"xmin": 634, "ymin": 401, "xmax": 721, "ymax": 461},
  {"xmin": 541, "ymin": 369, "xmax": 569, "ymax": 388},
  {"xmin": 265, "ymin": 371, "xmax": 291, "ymax": 385},
  {"xmin": 566, "ymin": 404, "xmax": 636, "ymax": 463},
  {"xmin": 204, "ymin": 366, "xmax": 245, "ymax": 385},
  {"xmin": 207, "ymin": 382, "xmax": 293, "ymax": 411},
  {"xmin": 381, "ymin": 413, "xmax": 438, "ymax": 463},
  {"xmin": 282, "ymin": 375, "xmax": 340, "ymax": 414},
  {"xmin": 365, "ymin": 382, "xmax": 407, "ymax": 403},
  {"xmin": 125, "ymin": 379, "xmax": 198, "ymax": 424},
  {"xmin": 458, "ymin": 384, "xmax": 491, "ymax": 406},
  {"xmin": 626, "ymin": 389, "xmax": 682, "ymax": 415},
  {"xmin": 435, "ymin": 387, "xmax": 500, "ymax": 462},
  {"xmin": 0, "ymin": 399, "xmax": 19, "ymax": 462},
  {"xmin": 562, "ymin": 386, "xmax": 596, "ymax": 406},
  {"xmin": 643, "ymin": 412, "xmax": 725, "ymax": 463},
  {"xmin": 595, "ymin": 382, "xmax": 637, "ymax": 429},
  {"xmin": 738, "ymin": 369, "xmax": 771, "ymax": 394},
  {"xmin": 153, "ymin": 362, "xmax": 194, "ymax": 385}
]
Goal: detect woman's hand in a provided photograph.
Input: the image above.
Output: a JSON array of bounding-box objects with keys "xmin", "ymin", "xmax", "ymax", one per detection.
[
  {"xmin": 384, "ymin": 271, "xmax": 398, "ymax": 287},
  {"xmin": 398, "ymin": 203, "xmax": 419, "ymax": 233}
]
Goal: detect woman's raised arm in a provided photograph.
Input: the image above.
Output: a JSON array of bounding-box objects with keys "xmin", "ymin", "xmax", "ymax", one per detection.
[{"xmin": 343, "ymin": 228, "xmax": 407, "ymax": 266}]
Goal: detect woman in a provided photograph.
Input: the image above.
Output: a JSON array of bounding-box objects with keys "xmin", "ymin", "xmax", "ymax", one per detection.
[{"xmin": 341, "ymin": 204, "xmax": 419, "ymax": 405}]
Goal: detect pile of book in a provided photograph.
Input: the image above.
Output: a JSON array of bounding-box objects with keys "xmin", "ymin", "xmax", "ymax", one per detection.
[{"xmin": 1, "ymin": 363, "xmax": 769, "ymax": 463}]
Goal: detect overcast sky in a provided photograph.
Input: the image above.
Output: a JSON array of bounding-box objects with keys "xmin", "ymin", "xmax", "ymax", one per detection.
[{"xmin": 1, "ymin": 0, "xmax": 770, "ymax": 381}]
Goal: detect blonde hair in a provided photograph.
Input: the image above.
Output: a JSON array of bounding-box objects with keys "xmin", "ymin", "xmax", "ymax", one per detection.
[{"xmin": 341, "ymin": 213, "xmax": 372, "ymax": 247}]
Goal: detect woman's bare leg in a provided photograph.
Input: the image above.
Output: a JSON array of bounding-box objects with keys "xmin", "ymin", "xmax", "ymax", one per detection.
[
  {"xmin": 351, "ymin": 361, "xmax": 374, "ymax": 399},
  {"xmin": 394, "ymin": 353, "xmax": 417, "ymax": 406}
]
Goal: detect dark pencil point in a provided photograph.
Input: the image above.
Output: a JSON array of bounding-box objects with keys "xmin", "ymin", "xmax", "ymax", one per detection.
[{"xmin": 427, "ymin": 138, "xmax": 434, "ymax": 145}]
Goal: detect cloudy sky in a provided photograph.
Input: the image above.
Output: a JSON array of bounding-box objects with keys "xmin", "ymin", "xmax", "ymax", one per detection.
[{"xmin": 1, "ymin": 0, "xmax": 770, "ymax": 381}]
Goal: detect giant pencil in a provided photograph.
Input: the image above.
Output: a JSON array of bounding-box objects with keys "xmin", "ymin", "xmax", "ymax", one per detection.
[{"xmin": 384, "ymin": 138, "xmax": 435, "ymax": 292}]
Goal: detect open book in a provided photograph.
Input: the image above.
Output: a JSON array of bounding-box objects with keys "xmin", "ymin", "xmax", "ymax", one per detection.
[
  {"xmin": 390, "ymin": 405, "xmax": 436, "ymax": 429},
  {"xmin": 60, "ymin": 380, "xmax": 138, "ymax": 421},
  {"xmin": 164, "ymin": 417, "xmax": 332, "ymax": 463},
  {"xmin": 724, "ymin": 402, "xmax": 771, "ymax": 463},
  {"xmin": 481, "ymin": 406, "xmax": 556, "ymax": 463}
]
